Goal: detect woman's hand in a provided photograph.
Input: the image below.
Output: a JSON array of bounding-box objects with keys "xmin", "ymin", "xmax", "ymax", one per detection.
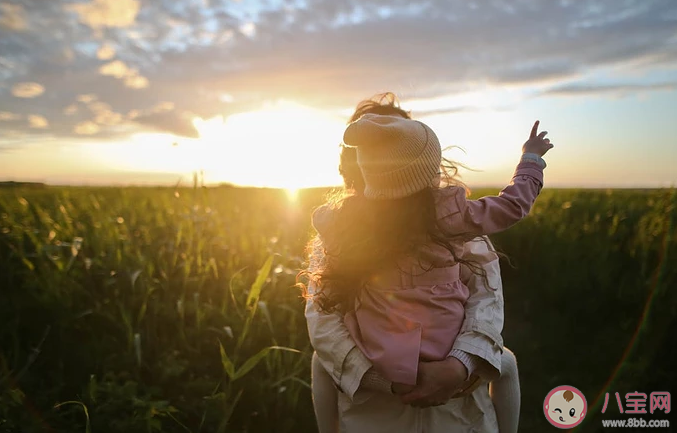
[
  {"xmin": 523, "ymin": 120, "xmax": 554, "ymax": 157},
  {"xmin": 398, "ymin": 357, "xmax": 468, "ymax": 408},
  {"xmin": 391, "ymin": 382, "xmax": 416, "ymax": 395}
]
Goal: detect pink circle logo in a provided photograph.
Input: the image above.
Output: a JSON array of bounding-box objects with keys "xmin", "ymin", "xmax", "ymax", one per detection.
[{"xmin": 544, "ymin": 385, "xmax": 587, "ymax": 429}]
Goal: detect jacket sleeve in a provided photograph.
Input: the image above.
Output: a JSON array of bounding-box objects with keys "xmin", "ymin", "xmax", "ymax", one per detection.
[
  {"xmin": 438, "ymin": 161, "xmax": 544, "ymax": 238},
  {"xmin": 304, "ymin": 237, "xmax": 373, "ymax": 400},
  {"xmin": 450, "ymin": 236, "xmax": 505, "ymax": 380}
]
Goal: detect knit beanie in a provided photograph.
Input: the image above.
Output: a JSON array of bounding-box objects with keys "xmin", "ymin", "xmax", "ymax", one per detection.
[{"xmin": 342, "ymin": 113, "xmax": 442, "ymax": 200}]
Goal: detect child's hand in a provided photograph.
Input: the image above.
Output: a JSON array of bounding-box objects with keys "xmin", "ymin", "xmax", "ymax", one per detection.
[
  {"xmin": 392, "ymin": 382, "xmax": 416, "ymax": 395},
  {"xmin": 522, "ymin": 120, "xmax": 554, "ymax": 157}
]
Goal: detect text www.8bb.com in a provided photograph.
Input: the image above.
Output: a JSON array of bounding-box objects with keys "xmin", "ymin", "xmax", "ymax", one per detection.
[{"xmin": 602, "ymin": 418, "xmax": 670, "ymax": 428}]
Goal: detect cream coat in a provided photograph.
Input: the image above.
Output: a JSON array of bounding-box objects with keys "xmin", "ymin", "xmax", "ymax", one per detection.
[{"xmin": 305, "ymin": 237, "xmax": 505, "ymax": 433}]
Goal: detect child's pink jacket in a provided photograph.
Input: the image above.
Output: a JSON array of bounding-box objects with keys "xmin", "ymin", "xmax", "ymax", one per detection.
[{"xmin": 312, "ymin": 161, "xmax": 544, "ymax": 385}]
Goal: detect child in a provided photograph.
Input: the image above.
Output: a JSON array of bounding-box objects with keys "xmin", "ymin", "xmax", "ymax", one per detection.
[{"xmin": 308, "ymin": 114, "xmax": 552, "ymax": 432}]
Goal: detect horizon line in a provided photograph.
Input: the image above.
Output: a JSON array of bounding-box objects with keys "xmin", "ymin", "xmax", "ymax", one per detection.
[{"xmin": 1, "ymin": 180, "xmax": 675, "ymax": 190}]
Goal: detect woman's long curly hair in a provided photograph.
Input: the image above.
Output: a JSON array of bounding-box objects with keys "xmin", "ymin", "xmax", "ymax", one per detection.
[{"xmin": 299, "ymin": 92, "xmax": 494, "ymax": 315}]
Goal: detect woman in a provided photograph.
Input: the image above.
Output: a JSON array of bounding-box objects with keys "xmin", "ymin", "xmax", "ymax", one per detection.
[{"xmin": 304, "ymin": 93, "xmax": 520, "ymax": 433}]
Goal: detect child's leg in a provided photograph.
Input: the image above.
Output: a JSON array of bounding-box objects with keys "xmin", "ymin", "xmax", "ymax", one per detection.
[
  {"xmin": 489, "ymin": 347, "xmax": 521, "ymax": 433},
  {"xmin": 311, "ymin": 351, "xmax": 340, "ymax": 433}
]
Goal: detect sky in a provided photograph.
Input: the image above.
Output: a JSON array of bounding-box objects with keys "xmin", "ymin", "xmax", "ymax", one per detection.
[{"xmin": 0, "ymin": 0, "xmax": 676, "ymax": 189}]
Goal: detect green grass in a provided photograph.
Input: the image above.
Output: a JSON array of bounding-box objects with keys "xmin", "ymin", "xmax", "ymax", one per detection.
[{"xmin": 1, "ymin": 185, "xmax": 675, "ymax": 433}]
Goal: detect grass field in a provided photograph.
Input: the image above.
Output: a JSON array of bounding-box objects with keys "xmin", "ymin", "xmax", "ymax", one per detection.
[{"xmin": 1, "ymin": 185, "xmax": 675, "ymax": 433}]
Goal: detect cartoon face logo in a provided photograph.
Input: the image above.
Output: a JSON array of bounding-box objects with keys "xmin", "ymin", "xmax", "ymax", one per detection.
[{"xmin": 544, "ymin": 386, "xmax": 587, "ymax": 429}]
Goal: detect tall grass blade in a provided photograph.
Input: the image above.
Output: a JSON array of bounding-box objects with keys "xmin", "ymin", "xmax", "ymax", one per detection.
[
  {"xmin": 54, "ymin": 400, "xmax": 91, "ymax": 433},
  {"xmin": 246, "ymin": 255, "xmax": 274, "ymax": 312},
  {"xmin": 218, "ymin": 340, "xmax": 235, "ymax": 380},
  {"xmin": 233, "ymin": 346, "xmax": 300, "ymax": 381}
]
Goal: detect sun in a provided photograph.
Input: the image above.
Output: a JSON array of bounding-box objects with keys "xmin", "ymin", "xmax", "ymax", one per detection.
[
  {"xmin": 192, "ymin": 100, "xmax": 346, "ymax": 189},
  {"xmin": 85, "ymin": 100, "xmax": 347, "ymax": 188}
]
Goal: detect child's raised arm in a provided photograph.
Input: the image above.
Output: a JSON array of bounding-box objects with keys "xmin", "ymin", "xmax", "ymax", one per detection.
[{"xmin": 438, "ymin": 121, "xmax": 554, "ymax": 238}]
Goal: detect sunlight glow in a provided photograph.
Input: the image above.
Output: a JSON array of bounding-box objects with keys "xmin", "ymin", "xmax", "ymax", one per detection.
[
  {"xmin": 419, "ymin": 110, "xmax": 523, "ymax": 172},
  {"xmin": 193, "ymin": 100, "xmax": 346, "ymax": 188},
  {"xmin": 285, "ymin": 188, "xmax": 300, "ymax": 202},
  {"xmin": 55, "ymin": 98, "xmax": 540, "ymax": 189},
  {"xmin": 82, "ymin": 132, "xmax": 205, "ymax": 174},
  {"xmin": 77, "ymin": 100, "xmax": 346, "ymax": 188}
]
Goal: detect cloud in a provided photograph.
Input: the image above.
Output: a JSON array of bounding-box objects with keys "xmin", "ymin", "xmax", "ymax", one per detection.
[
  {"xmin": 77, "ymin": 94, "xmax": 98, "ymax": 103},
  {"xmin": 99, "ymin": 60, "xmax": 131, "ymax": 78},
  {"xmin": 543, "ymin": 81, "xmax": 677, "ymax": 97},
  {"xmin": 11, "ymin": 82, "xmax": 45, "ymax": 98},
  {"xmin": 410, "ymin": 106, "xmax": 486, "ymax": 118},
  {"xmin": 94, "ymin": 110, "xmax": 124, "ymax": 125},
  {"xmin": 98, "ymin": 60, "xmax": 149, "ymax": 89},
  {"xmin": 124, "ymin": 75, "xmax": 149, "ymax": 89},
  {"xmin": 86, "ymin": 100, "xmax": 124, "ymax": 125},
  {"xmin": 0, "ymin": 112, "xmax": 22, "ymax": 121},
  {"xmin": 28, "ymin": 115, "xmax": 49, "ymax": 129},
  {"xmin": 96, "ymin": 43, "xmax": 116, "ymax": 60},
  {"xmin": 1, "ymin": 0, "xmax": 676, "ymax": 143},
  {"xmin": 145, "ymin": 0, "xmax": 675, "ymax": 113},
  {"xmin": 74, "ymin": 121, "xmax": 101, "ymax": 135},
  {"xmin": 134, "ymin": 111, "xmax": 200, "ymax": 138},
  {"xmin": 0, "ymin": 3, "xmax": 27, "ymax": 31},
  {"xmin": 153, "ymin": 102, "xmax": 175, "ymax": 112},
  {"xmin": 63, "ymin": 104, "xmax": 79, "ymax": 115},
  {"xmin": 87, "ymin": 101, "xmax": 111, "ymax": 113},
  {"xmin": 66, "ymin": 0, "xmax": 140, "ymax": 29},
  {"xmin": 239, "ymin": 22, "xmax": 256, "ymax": 37}
]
